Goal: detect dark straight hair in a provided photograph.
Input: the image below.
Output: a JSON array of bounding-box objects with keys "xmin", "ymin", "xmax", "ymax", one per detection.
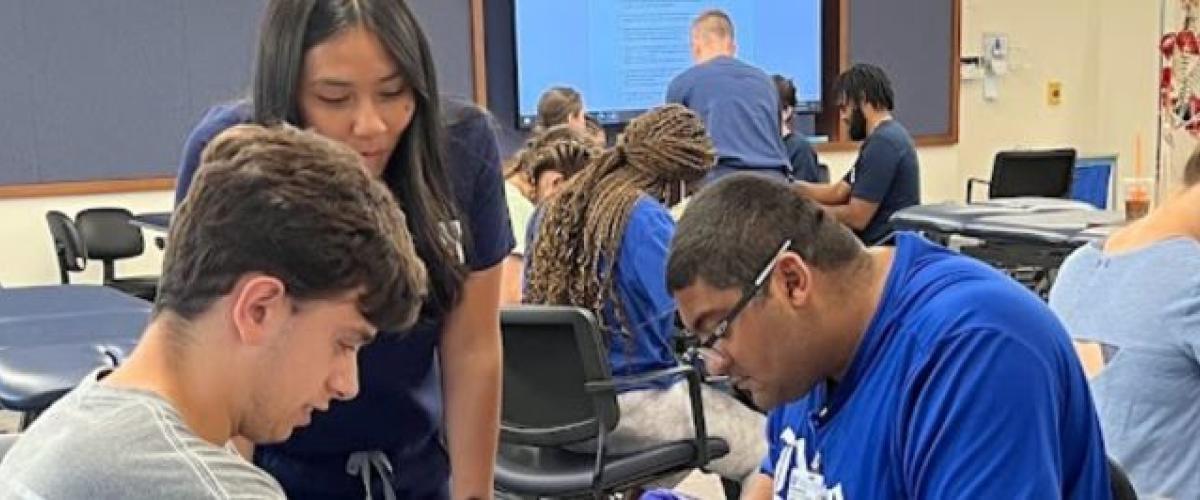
[
  {"xmin": 773, "ymin": 74, "xmax": 798, "ymax": 113},
  {"xmin": 251, "ymin": 0, "xmax": 466, "ymax": 320},
  {"xmin": 832, "ymin": 63, "xmax": 895, "ymax": 111}
]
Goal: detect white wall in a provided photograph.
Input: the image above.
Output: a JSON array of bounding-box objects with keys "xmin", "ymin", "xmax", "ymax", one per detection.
[{"xmin": 0, "ymin": 191, "xmax": 173, "ymax": 287}]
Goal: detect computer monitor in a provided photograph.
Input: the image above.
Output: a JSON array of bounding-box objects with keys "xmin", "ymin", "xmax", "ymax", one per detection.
[{"xmin": 514, "ymin": 0, "xmax": 822, "ymax": 128}]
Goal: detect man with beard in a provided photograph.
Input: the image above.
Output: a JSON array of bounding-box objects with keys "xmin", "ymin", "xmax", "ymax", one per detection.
[{"xmin": 795, "ymin": 64, "xmax": 920, "ymax": 244}]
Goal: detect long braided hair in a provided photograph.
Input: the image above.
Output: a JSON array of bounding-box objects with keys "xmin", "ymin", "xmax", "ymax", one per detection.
[{"xmin": 524, "ymin": 104, "xmax": 715, "ymax": 338}]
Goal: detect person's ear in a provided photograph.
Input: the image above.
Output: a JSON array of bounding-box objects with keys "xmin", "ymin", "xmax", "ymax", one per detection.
[
  {"xmin": 774, "ymin": 253, "xmax": 812, "ymax": 308},
  {"xmin": 229, "ymin": 274, "xmax": 290, "ymax": 347}
]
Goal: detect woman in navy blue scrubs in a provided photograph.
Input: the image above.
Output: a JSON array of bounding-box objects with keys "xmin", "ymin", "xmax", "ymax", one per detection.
[{"xmin": 174, "ymin": 1, "xmax": 511, "ymax": 498}]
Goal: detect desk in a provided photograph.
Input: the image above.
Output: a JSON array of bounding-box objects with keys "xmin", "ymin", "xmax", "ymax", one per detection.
[
  {"xmin": 0, "ymin": 285, "xmax": 148, "ymax": 317},
  {"xmin": 0, "ymin": 311, "xmax": 148, "ymax": 349},
  {"xmin": 130, "ymin": 211, "xmax": 171, "ymax": 233},
  {"xmin": 891, "ymin": 198, "xmax": 1124, "ymax": 296},
  {"xmin": 0, "ymin": 285, "xmax": 149, "ymax": 347},
  {"xmin": 0, "ymin": 286, "xmax": 148, "ymax": 425},
  {"xmin": 0, "ymin": 341, "xmax": 137, "ymax": 416},
  {"xmin": 892, "ymin": 197, "xmax": 1121, "ymax": 243}
]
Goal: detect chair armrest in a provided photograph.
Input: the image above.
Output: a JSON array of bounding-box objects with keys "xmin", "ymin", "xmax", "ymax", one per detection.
[
  {"xmin": 586, "ymin": 365, "xmax": 713, "ymax": 467},
  {"xmin": 587, "ymin": 364, "xmax": 693, "ymax": 393},
  {"xmin": 966, "ymin": 178, "xmax": 991, "ymax": 204}
]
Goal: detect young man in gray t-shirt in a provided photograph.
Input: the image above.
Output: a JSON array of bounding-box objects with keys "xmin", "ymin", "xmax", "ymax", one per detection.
[{"xmin": 0, "ymin": 125, "xmax": 427, "ymax": 498}]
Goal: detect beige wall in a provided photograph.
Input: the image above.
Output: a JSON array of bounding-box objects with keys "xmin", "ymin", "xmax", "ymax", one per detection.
[
  {"xmin": 0, "ymin": 0, "xmax": 1165, "ymax": 286},
  {"xmin": 1093, "ymin": 1, "xmax": 1161, "ymax": 198},
  {"xmin": 826, "ymin": 0, "xmax": 1159, "ymax": 209},
  {"xmin": 957, "ymin": 0, "xmax": 1101, "ymax": 184}
]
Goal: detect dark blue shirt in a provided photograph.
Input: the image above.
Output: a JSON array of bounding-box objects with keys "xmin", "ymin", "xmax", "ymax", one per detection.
[
  {"xmin": 782, "ymin": 132, "xmax": 825, "ymax": 183},
  {"xmin": 761, "ymin": 233, "xmax": 1110, "ymax": 500},
  {"xmin": 524, "ymin": 196, "xmax": 680, "ymax": 391},
  {"xmin": 841, "ymin": 120, "xmax": 920, "ymax": 244},
  {"xmin": 174, "ymin": 101, "xmax": 514, "ymax": 497},
  {"xmin": 666, "ymin": 56, "xmax": 789, "ymax": 174}
]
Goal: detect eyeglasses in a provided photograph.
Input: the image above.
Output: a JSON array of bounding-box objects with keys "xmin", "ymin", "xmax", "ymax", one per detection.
[{"xmin": 681, "ymin": 239, "xmax": 793, "ymax": 375}]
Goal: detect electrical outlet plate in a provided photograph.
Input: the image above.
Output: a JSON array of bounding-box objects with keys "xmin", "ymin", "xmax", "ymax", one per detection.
[
  {"xmin": 983, "ymin": 33, "xmax": 1009, "ymax": 59},
  {"xmin": 1047, "ymin": 80, "xmax": 1063, "ymax": 106}
]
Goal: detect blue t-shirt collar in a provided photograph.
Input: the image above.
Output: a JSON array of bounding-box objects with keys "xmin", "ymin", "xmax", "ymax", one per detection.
[{"xmin": 818, "ymin": 232, "xmax": 924, "ymax": 419}]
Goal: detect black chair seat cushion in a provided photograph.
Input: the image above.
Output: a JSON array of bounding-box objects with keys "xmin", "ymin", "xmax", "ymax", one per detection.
[
  {"xmin": 107, "ymin": 276, "xmax": 159, "ymax": 301},
  {"xmin": 495, "ymin": 438, "xmax": 729, "ymax": 497}
]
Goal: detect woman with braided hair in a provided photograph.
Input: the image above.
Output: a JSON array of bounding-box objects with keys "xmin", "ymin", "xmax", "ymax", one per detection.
[{"xmin": 525, "ymin": 104, "xmax": 767, "ymax": 485}]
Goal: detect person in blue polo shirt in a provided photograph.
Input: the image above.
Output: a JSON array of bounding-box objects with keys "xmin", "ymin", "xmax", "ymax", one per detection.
[
  {"xmin": 668, "ymin": 174, "xmax": 1111, "ymax": 499},
  {"xmin": 666, "ymin": 9, "xmax": 791, "ymax": 183},
  {"xmin": 174, "ymin": 1, "xmax": 511, "ymax": 498},
  {"xmin": 795, "ymin": 64, "xmax": 920, "ymax": 244}
]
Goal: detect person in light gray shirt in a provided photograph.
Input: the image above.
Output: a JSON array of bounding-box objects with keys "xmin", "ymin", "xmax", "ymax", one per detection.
[
  {"xmin": 0, "ymin": 125, "xmax": 428, "ymax": 499},
  {"xmin": 1, "ymin": 371, "xmax": 283, "ymax": 499},
  {"xmin": 1049, "ymin": 146, "xmax": 1200, "ymax": 500}
]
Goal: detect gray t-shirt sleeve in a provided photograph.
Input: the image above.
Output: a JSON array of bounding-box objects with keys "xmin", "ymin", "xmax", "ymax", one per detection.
[{"xmin": 0, "ymin": 374, "xmax": 284, "ymax": 499}]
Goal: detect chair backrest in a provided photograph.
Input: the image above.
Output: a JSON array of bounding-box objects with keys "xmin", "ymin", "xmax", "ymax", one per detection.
[
  {"xmin": 45, "ymin": 211, "xmax": 88, "ymax": 284},
  {"xmin": 1108, "ymin": 456, "xmax": 1137, "ymax": 500},
  {"xmin": 75, "ymin": 208, "xmax": 145, "ymax": 262},
  {"xmin": 0, "ymin": 433, "xmax": 18, "ymax": 463},
  {"xmin": 989, "ymin": 148, "xmax": 1077, "ymax": 199},
  {"xmin": 499, "ymin": 305, "xmax": 619, "ymax": 447}
]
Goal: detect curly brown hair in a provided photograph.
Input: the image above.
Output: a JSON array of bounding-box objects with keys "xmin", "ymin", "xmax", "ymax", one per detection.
[
  {"xmin": 524, "ymin": 104, "xmax": 715, "ymax": 337},
  {"xmin": 518, "ymin": 124, "xmax": 600, "ymax": 194},
  {"xmin": 160, "ymin": 124, "xmax": 428, "ymax": 333}
]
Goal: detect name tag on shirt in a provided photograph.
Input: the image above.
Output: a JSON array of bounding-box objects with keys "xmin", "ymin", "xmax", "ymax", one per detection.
[{"xmin": 773, "ymin": 428, "xmax": 845, "ymax": 500}]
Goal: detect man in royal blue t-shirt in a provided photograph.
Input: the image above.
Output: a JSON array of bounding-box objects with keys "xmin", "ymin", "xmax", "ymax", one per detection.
[
  {"xmin": 668, "ymin": 174, "xmax": 1111, "ymax": 499},
  {"xmin": 666, "ymin": 9, "xmax": 791, "ymax": 183},
  {"xmin": 795, "ymin": 64, "xmax": 920, "ymax": 244}
]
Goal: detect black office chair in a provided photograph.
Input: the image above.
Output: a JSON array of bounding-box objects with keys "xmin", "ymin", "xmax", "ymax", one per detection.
[
  {"xmin": 494, "ymin": 306, "xmax": 729, "ymax": 499},
  {"xmin": 0, "ymin": 433, "xmax": 18, "ymax": 463},
  {"xmin": 74, "ymin": 208, "xmax": 159, "ymax": 301},
  {"xmin": 1108, "ymin": 456, "xmax": 1137, "ymax": 500},
  {"xmin": 967, "ymin": 148, "xmax": 1077, "ymax": 203},
  {"xmin": 45, "ymin": 211, "xmax": 88, "ymax": 285}
]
